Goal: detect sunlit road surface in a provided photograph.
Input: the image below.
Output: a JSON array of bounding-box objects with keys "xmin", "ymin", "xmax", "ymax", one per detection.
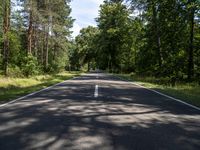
[{"xmin": 0, "ymin": 73, "xmax": 200, "ymax": 150}]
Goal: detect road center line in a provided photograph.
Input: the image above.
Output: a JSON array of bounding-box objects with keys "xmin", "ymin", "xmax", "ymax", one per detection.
[{"xmin": 94, "ymin": 85, "xmax": 98, "ymax": 98}]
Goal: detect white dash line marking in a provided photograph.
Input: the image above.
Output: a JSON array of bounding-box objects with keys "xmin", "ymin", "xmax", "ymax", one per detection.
[{"xmin": 94, "ymin": 85, "xmax": 99, "ymax": 98}]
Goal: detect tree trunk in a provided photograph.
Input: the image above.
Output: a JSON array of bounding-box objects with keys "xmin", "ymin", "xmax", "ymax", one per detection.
[
  {"xmin": 88, "ymin": 62, "xmax": 90, "ymax": 72},
  {"xmin": 44, "ymin": 24, "xmax": 49, "ymax": 70},
  {"xmin": 152, "ymin": 3, "xmax": 163, "ymax": 68},
  {"xmin": 187, "ymin": 7, "xmax": 195, "ymax": 81},
  {"xmin": 33, "ymin": 24, "xmax": 38, "ymax": 57},
  {"xmin": 3, "ymin": 0, "xmax": 10, "ymax": 76},
  {"xmin": 53, "ymin": 41, "xmax": 57, "ymax": 62},
  {"xmin": 43, "ymin": 25, "xmax": 46, "ymax": 68},
  {"xmin": 40, "ymin": 26, "xmax": 45, "ymax": 65},
  {"xmin": 44, "ymin": 0, "xmax": 51, "ymax": 71},
  {"xmin": 27, "ymin": 5, "xmax": 33, "ymax": 55}
]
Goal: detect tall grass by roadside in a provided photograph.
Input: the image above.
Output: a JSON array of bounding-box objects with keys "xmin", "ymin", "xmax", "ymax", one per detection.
[
  {"xmin": 0, "ymin": 72, "xmax": 81, "ymax": 103},
  {"xmin": 117, "ymin": 74, "xmax": 200, "ymax": 108}
]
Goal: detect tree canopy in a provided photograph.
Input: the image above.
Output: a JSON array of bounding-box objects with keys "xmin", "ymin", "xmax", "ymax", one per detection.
[
  {"xmin": 73, "ymin": 0, "xmax": 200, "ymax": 82},
  {"xmin": 0, "ymin": 0, "xmax": 73, "ymax": 76},
  {"xmin": 0, "ymin": 0, "xmax": 200, "ymax": 83}
]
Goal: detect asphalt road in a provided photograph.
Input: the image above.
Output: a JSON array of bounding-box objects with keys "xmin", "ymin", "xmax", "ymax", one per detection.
[{"xmin": 0, "ymin": 73, "xmax": 200, "ymax": 150}]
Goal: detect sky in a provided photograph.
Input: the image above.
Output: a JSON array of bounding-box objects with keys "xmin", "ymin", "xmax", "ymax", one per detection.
[{"xmin": 70, "ymin": 0, "xmax": 104, "ymax": 38}]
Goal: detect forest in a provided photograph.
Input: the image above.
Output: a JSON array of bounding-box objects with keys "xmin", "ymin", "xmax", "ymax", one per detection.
[
  {"xmin": 0, "ymin": 0, "xmax": 74, "ymax": 76},
  {"xmin": 72, "ymin": 0, "xmax": 200, "ymax": 84},
  {"xmin": 1, "ymin": 0, "xmax": 200, "ymax": 80},
  {"xmin": 1, "ymin": 1, "xmax": 200, "ymax": 148},
  {"xmin": 0, "ymin": 0, "xmax": 200, "ymax": 103}
]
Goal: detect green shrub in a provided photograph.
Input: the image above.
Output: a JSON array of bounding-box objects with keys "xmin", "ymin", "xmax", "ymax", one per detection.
[
  {"xmin": 44, "ymin": 63, "xmax": 61, "ymax": 73},
  {"xmin": 21, "ymin": 55, "xmax": 40, "ymax": 77},
  {"xmin": 130, "ymin": 72, "xmax": 135, "ymax": 77},
  {"xmin": 7, "ymin": 66, "xmax": 23, "ymax": 77}
]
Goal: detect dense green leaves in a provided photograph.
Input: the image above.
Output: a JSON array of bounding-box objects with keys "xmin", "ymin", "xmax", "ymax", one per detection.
[
  {"xmin": 1, "ymin": 0, "xmax": 199, "ymax": 82},
  {"xmin": 0, "ymin": 0, "xmax": 74, "ymax": 76},
  {"xmin": 21, "ymin": 55, "xmax": 40, "ymax": 76},
  {"xmin": 72, "ymin": 26, "xmax": 99, "ymax": 71},
  {"xmin": 96, "ymin": 1, "xmax": 131, "ymax": 72},
  {"xmin": 73, "ymin": 0, "xmax": 199, "ymax": 82}
]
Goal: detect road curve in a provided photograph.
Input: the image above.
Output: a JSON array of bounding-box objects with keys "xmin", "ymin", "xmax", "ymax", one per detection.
[{"xmin": 0, "ymin": 73, "xmax": 200, "ymax": 150}]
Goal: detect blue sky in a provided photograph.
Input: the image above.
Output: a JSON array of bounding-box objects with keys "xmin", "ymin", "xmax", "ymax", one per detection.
[{"xmin": 70, "ymin": 0, "xmax": 104, "ymax": 37}]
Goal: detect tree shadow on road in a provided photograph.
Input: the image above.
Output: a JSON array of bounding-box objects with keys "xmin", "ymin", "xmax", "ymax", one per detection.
[{"xmin": 0, "ymin": 81, "xmax": 200, "ymax": 150}]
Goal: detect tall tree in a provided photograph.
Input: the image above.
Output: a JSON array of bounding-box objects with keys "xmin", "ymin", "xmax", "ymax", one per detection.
[
  {"xmin": 187, "ymin": 0, "xmax": 197, "ymax": 80},
  {"xmin": 0, "ymin": 2, "xmax": 3, "ymax": 64},
  {"xmin": 97, "ymin": 1, "xmax": 130, "ymax": 72},
  {"xmin": 27, "ymin": 0, "xmax": 33, "ymax": 54},
  {"xmin": 75, "ymin": 26, "xmax": 99, "ymax": 71},
  {"xmin": 2, "ymin": 0, "xmax": 11, "ymax": 75},
  {"xmin": 0, "ymin": 0, "xmax": 74, "ymax": 75},
  {"xmin": 43, "ymin": 0, "xmax": 51, "ymax": 70}
]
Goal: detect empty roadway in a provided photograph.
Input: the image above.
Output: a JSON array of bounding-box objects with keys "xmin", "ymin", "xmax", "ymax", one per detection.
[{"xmin": 0, "ymin": 73, "xmax": 200, "ymax": 150}]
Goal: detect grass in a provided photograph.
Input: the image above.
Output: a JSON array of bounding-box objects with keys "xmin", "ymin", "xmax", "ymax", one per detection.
[
  {"xmin": 116, "ymin": 74, "xmax": 200, "ymax": 108},
  {"xmin": 0, "ymin": 71, "xmax": 81, "ymax": 103}
]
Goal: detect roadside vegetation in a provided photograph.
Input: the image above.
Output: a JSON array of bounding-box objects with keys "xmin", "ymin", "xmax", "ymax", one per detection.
[
  {"xmin": 0, "ymin": 1, "xmax": 82, "ymax": 103},
  {"xmin": 117, "ymin": 73, "xmax": 200, "ymax": 107},
  {"xmin": 0, "ymin": 72, "xmax": 80, "ymax": 103}
]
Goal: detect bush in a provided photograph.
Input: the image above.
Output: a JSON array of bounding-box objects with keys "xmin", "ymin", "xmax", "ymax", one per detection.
[
  {"xmin": 21, "ymin": 55, "xmax": 41, "ymax": 77},
  {"xmin": 43, "ymin": 62, "xmax": 62, "ymax": 73},
  {"xmin": 130, "ymin": 72, "xmax": 136, "ymax": 77},
  {"xmin": 7, "ymin": 66, "xmax": 23, "ymax": 77}
]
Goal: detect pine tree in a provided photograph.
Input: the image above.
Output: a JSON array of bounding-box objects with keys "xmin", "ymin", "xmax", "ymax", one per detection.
[{"xmin": 2, "ymin": 0, "xmax": 11, "ymax": 75}]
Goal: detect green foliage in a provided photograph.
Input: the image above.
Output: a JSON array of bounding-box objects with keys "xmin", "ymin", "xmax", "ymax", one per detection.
[
  {"xmin": 0, "ymin": 0, "xmax": 74, "ymax": 76},
  {"xmin": 96, "ymin": 1, "xmax": 131, "ymax": 72},
  {"xmin": 70, "ymin": 0, "xmax": 200, "ymax": 84},
  {"xmin": 1, "ymin": 0, "xmax": 200, "ymax": 85},
  {"xmin": 0, "ymin": 2, "xmax": 3, "ymax": 31},
  {"xmin": 7, "ymin": 66, "xmax": 23, "ymax": 77},
  {"xmin": 47, "ymin": 55, "xmax": 68, "ymax": 73},
  {"xmin": 74, "ymin": 26, "xmax": 99, "ymax": 71},
  {"xmin": 0, "ymin": 1, "xmax": 3, "ymax": 70},
  {"xmin": 68, "ymin": 41, "xmax": 81, "ymax": 71},
  {"xmin": 21, "ymin": 55, "xmax": 40, "ymax": 77},
  {"xmin": 8, "ymin": 31, "xmax": 22, "ymax": 65},
  {"xmin": 70, "ymin": 0, "xmax": 199, "ymax": 82}
]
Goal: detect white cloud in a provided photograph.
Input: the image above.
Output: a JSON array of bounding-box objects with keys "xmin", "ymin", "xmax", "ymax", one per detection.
[
  {"xmin": 87, "ymin": 0, "xmax": 104, "ymax": 6},
  {"xmin": 71, "ymin": 23, "xmax": 82, "ymax": 38},
  {"xmin": 70, "ymin": 0, "xmax": 104, "ymax": 38}
]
